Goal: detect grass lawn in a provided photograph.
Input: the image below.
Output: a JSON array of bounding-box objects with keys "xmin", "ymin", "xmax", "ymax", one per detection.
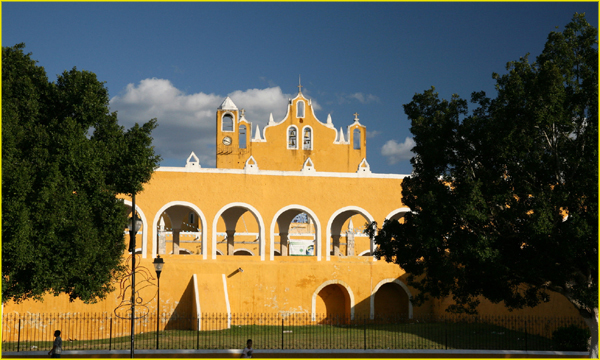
[{"xmin": 3, "ymin": 321, "xmax": 552, "ymax": 352}]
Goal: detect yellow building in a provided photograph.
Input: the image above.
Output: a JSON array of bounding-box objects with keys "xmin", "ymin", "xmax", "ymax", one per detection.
[{"xmin": 4, "ymin": 86, "xmax": 580, "ymax": 331}]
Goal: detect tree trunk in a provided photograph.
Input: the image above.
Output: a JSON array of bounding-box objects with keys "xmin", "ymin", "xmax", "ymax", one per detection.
[{"xmin": 583, "ymin": 308, "xmax": 598, "ymax": 358}]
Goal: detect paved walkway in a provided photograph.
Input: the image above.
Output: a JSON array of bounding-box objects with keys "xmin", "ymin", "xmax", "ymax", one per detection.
[{"xmin": 2, "ymin": 349, "xmax": 588, "ymax": 358}]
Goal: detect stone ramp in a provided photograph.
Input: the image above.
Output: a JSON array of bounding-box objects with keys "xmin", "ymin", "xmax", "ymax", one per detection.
[{"xmin": 193, "ymin": 273, "xmax": 230, "ymax": 330}]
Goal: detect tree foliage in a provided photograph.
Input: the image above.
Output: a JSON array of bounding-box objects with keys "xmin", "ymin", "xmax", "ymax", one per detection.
[
  {"xmin": 368, "ymin": 14, "xmax": 597, "ymax": 319},
  {"xmin": 2, "ymin": 44, "xmax": 162, "ymax": 304}
]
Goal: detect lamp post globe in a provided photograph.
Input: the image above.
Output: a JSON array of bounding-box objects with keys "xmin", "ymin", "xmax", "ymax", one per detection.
[
  {"xmin": 153, "ymin": 255, "xmax": 164, "ymax": 278},
  {"xmin": 153, "ymin": 255, "xmax": 164, "ymax": 350}
]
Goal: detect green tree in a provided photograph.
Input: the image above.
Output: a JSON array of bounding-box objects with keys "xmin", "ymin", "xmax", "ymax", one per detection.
[
  {"xmin": 368, "ymin": 14, "xmax": 597, "ymax": 356},
  {"xmin": 2, "ymin": 44, "xmax": 161, "ymax": 304}
]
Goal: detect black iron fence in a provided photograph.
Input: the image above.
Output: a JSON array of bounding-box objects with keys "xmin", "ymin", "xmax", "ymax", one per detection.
[{"xmin": 1, "ymin": 312, "xmax": 587, "ymax": 352}]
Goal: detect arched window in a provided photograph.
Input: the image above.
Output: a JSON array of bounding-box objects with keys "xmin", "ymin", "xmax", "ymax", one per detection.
[
  {"xmin": 222, "ymin": 114, "xmax": 234, "ymax": 132},
  {"xmin": 288, "ymin": 126, "xmax": 298, "ymax": 149},
  {"xmin": 239, "ymin": 125, "xmax": 247, "ymax": 149},
  {"xmin": 303, "ymin": 127, "xmax": 312, "ymax": 150},
  {"xmin": 353, "ymin": 129, "xmax": 361, "ymax": 149},
  {"xmin": 297, "ymin": 101, "xmax": 305, "ymax": 118}
]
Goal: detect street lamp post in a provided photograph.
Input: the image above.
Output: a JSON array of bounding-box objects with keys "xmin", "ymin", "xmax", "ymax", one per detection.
[
  {"xmin": 153, "ymin": 255, "xmax": 164, "ymax": 350},
  {"xmin": 127, "ymin": 193, "xmax": 142, "ymax": 359}
]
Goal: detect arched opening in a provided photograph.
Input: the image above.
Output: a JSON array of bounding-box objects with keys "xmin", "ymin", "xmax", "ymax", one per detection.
[
  {"xmin": 156, "ymin": 205, "xmax": 203, "ymax": 256},
  {"xmin": 213, "ymin": 203, "xmax": 264, "ymax": 258},
  {"xmin": 288, "ymin": 126, "xmax": 298, "ymax": 149},
  {"xmin": 302, "ymin": 127, "xmax": 312, "ymax": 150},
  {"xmin": 276, "ymin": 211, "xmax": 316, "ymax": 256},
  {"xmin": 239, "ymin": 125, "xmax": 247, "ymax": 149},
  {"xmin": 371, "ymin": 279, "xmax": 413, "ymax": 321},
  {"xmin": 315, "ymin": 284, "xmax": 351, "ymax": 324},
  {"xmin": 374, "ymin": 283, "xmax": 410, "ymax": 322},
  {"xmin": 222, "ymin": 114, "xmax": 234, "ymax": 132},
  {"xmin": 297, "ymin": 100, "xmax": 305, "ymax": 118},
  {"xmin": 233, "ymin": 249, "xmax": 253, "ymax": 256},
  {"xmin": 327, "ymin": 209, "xmax": 373, "ymax": 258},
  {"xmin": 353, "ymin": 128, "xmax": 361, "ymax": 149},
  {"xmin": 270, "ymin": 205, "xmax": 321, "ymax": 259},
  {"xmin": 386, "ymin": 207, "xmax": 411, "ymax": 223}
]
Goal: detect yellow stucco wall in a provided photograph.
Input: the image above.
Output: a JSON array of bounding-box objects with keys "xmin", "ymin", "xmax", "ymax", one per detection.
[
  {"xmin": 3, "ymin": 91, "xmax": 582, "ymax": 340},
  {"xmin": 216, "ymin": 92, "xmax": 366, "ymax": 172}
]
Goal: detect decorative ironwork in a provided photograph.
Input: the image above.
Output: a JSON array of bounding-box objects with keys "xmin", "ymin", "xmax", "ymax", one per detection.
[{"xmin": 114, "ymin": 254, "xmax": 158, "ymax": 320}]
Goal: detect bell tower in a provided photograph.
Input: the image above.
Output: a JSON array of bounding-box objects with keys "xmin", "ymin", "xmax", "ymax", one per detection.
[
  {"xmin": 216, "ymin": 97, "xmax": 239, "ymax": 168},
  {"xmin": 216, "ymin": 97, "xmax": 252, "ymax": 169}
]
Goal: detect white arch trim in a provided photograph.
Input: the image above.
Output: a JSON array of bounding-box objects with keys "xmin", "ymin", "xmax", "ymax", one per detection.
[
  {"xmin": 311, "ymin": 279, "xmax": 355, "ymax": 321},
  {"xmin": 221, "ymin": 112, "xmax": 236, "ymax": 132},
  {"xmin": 301, "ymin": 125, "xmax": 313, "ymax": 150},
  {"xmin": 325, "ymin": 206, "xmax": 375, "ymax": 261},
  {"xmin": 370, "ymin": 278, "xmax": 413, "ymax": 320},
  {"xmin": 233, "ymin": 248, "xmax": 255, "ymax": 256},
  {"xmin": 212, "ymin": 202, "xmax": 266, "ymax": 261},
  {"xmin": 358, "ymin": 250, "xmax": 371, "ymax": 256},
  {"xmin": 269, "ymin": 205, "xmax": 322, "ymax": 261},
  {"xmin": 170, "ymin": 248, "xmax": 193, "ymax": 255},
  {"xmin": 151, "ymin": 201, "xmax": 208, "ymax": 260},
  {"xmin": 385, "ymin": 207, "xmax": 412, "ymax": 222},
  {"xmin": 123, "ymin": 199, "xmax": 149, "ymax": 259}
]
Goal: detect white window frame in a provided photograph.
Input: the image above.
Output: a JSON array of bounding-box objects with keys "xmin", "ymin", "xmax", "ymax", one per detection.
[
  {"xmin": 287, "ymin": 125, "xmax": 299, "ymax": 149},
  {"xmin": 302, "ymin": 126, "xmax": 313, "ymax": 150},
  {"xmin": 221, "ymin": 113, "xmax": 235, "ymax": 132},
  {"xmin": 296, "ymin": 100, "xmax": 305, "ymax": 118}
]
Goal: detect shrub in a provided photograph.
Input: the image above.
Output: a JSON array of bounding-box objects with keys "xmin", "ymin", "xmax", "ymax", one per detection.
[{"xmin": 552, "ymin": 325, "xmax": 590, "ymax": 351}]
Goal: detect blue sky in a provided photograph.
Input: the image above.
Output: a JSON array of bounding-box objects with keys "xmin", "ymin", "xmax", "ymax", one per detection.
[{"xmin": 3, "ymin": 2, "xmax": 597, "ymax": 175}]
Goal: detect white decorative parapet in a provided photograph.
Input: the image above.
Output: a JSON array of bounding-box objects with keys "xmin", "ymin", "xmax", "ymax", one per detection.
[
  {"xmin": 185, "ymin": 152, "xmax": 202, "ymax": 170},
  {"xmin": 301, "ymin": 157, "xmax": 316, "ymax": 174},
  {"xmin": 326, "ymin": 114, "xmax": 334, "ymax": 128},
  {"xmin": 253, "ymin": 124, "xmax": 264, "ymax": 142},
  {"xmin": 336, "ymin": 127, "xmax": 347, "ymax": 144},
  {"xmin": 244, "ymin": 156, "xmax": 259, "ymax": 173},
  {"xmin": 356, "ymin": 158, "xmax": 371, "ymax": 175}
]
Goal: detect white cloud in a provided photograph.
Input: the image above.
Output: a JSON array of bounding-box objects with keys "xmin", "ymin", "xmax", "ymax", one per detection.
[
  {"xmin": 109, "ymin": 78, "xmax": 294, "ymax": 167},
  {"xmin": 336, "ymin": 92, "xmax": 380, "ymax": 105},
  {"xmin": 349, "ymin": 92, "xmax": 380, "ymax": 104},
  {"xmin": 381, "ymin": 137, "xmax": 415, "ymax": 165},
  {"xmin": 366, "ymin": 130, "xmax": 381, "ymax": 139}
]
